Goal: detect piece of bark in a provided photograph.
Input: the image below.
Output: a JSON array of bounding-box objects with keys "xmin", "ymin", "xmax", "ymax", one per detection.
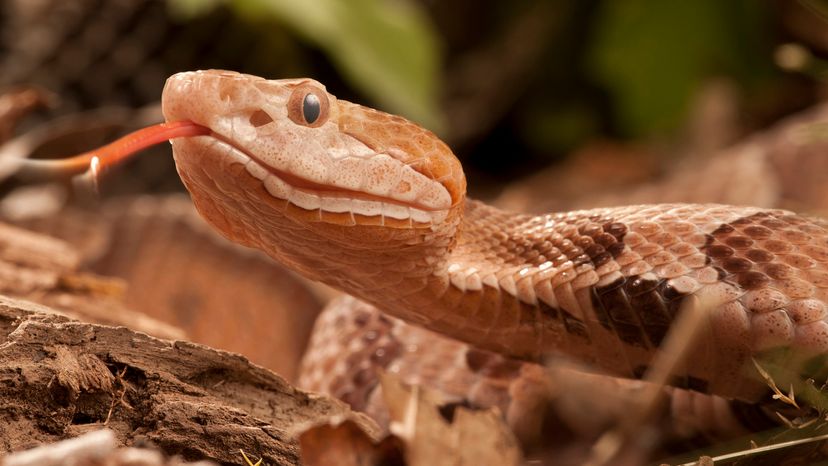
[{"xmin": 0, "ymin": 296, "xmax": 378, "ymax": 464}]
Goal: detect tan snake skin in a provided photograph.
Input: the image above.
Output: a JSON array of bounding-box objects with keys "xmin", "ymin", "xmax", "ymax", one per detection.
[{"xmin": 160, "ymin": 70, "xmax": 828, "ymax": 434}]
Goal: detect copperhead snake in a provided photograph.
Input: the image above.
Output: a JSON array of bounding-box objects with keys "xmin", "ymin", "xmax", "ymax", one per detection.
[{"xmin": 152, "ymin": 70, "xmax": 828, "ymax": 450}]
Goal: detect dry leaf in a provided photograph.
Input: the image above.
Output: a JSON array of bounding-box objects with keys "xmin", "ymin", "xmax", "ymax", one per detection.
[
  {"xmin": 299, "ymin": 419, "xmax": 405, "ymax": 466},
  {"xmin": 380, "ymin": 372, "xmax": 523, "ymax": 466}
]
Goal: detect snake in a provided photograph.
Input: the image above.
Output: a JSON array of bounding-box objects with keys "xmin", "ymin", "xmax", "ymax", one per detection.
[{"xmin": 55, "ymin": 69, "xmax": 828, "ymax": 451}]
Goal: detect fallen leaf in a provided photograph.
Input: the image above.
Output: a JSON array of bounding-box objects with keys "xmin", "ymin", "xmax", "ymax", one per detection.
[
  {"xmin": 380, "ymin": 372, "xmax": 523, "ymax": 466},
  {"xmin": 299, "ymin": 419, "xmax": 406, "ymax": 466}
]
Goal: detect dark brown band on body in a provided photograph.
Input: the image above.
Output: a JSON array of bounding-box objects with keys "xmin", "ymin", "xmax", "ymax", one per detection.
[{"xmin": 591, "ymin": 273, "xmax": 689, "ymax": 349}]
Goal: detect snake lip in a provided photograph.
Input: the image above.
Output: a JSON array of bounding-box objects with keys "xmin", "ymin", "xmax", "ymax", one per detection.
[{"xmin": 203, "ymin": 131, "xmax": 447, "ymax": 214}]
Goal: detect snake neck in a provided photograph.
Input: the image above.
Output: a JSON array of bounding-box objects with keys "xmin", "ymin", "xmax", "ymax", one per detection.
[
  {"xmin": 309, "ymin": 199, "xmax": 574, "ymax": 361},
  {"xmin": 364, "ymin": 199, "xmax": 616, "ymax": 361},
  {"xmin": 214, "ymin": 195, "xmax": 616, "ymax": 362}
]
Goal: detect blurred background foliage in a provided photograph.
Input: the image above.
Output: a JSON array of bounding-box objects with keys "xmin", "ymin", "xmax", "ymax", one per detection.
[
  {"xmin": 189, "ymin": 0, "xmax": 444, "ymax": 130},
  {"xmin": 1, "ymin": 0, "xmax": 827, "ymax": 195},
  {"xmin": 588, "ymin": 0, "xmax": 774, "ymax": 136}
]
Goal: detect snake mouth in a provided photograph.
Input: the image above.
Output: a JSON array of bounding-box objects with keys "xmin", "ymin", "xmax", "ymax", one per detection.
[{"xmin": 202, "ymin": 132, "xmax": 448, "ymax": 225}]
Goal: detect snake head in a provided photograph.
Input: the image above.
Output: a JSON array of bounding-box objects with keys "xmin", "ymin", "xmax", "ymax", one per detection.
[{"xmin": 162, "ymin": 70, "xmax": 464, "ymax": 274}]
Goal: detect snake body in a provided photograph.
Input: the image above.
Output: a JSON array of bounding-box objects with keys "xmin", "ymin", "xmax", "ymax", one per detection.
[{"xmin": 161, "ymin": 70, "xmax": 828, "ymax": 425}]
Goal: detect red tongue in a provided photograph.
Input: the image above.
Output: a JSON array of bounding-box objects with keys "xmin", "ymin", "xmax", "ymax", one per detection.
[{"xmin": 19, "ymin": 120, "xmax": 210, "ymax": 179}]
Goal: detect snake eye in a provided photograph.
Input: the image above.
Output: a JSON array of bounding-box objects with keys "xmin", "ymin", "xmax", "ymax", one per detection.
[
  {"xmin": 287, "ymin": 84, "xmax": 329, "ymax": 128},
  {"xmin": 303, "ymin": 94, "xmax": 321, "ymax": 124}
]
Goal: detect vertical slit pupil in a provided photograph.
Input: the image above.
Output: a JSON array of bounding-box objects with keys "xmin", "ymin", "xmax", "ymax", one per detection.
[{"xmin": 303, "ymin": 93, "xmax": 321, "ymax": 124}]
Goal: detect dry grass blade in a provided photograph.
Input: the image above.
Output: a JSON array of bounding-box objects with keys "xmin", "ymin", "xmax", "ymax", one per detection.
[
  {"xmin": 586, "ymin": 294, "xmax": 713, "ymax": 466},
  {"xmin": 673, "ymin": 431, "xmax": 828, "ymax": 466},
  {"xmin": 239, "ymin": 450, "xmax": 263, "ymax": 466},
  {"xmin": 660, "ymin": 368, "xmax": 828, "ymax": 465},
  {"xmin": 752, "ymin": 359, "xmax": 800, "ymax": 408}
]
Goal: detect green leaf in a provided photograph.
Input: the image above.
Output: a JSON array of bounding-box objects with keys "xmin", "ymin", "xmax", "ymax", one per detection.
[
  {"xmin": 167, "ymin": 0, "xmax": 223, "ymax": 18},
  {"xmin": 587, "ymin": 0, "xmax": 771, "ymax": 137},
  {"xmin": 169, "ymin": 0, "xmax": 443, "ymax": 132}
]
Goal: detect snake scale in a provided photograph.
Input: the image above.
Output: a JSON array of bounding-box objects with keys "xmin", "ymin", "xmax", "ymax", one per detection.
[{"xmin": 161, "ymin": 70, "xmax": 828, "ymax": 447}]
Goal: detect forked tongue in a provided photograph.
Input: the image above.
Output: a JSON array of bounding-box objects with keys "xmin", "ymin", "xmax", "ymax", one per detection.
[{"xmin": 17, "ymin": 121, "xmax": 209, "ymax": 180}]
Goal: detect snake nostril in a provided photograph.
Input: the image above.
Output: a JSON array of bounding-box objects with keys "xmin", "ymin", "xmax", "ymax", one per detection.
[{"xmin": 249, "ymin": 109, "xmax": 274, "ymax": 127}]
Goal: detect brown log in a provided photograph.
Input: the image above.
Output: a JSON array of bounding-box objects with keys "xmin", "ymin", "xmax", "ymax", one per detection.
[{"xmin": 0, "ymin": 295, "xmax": 377, "ymax": 463}]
